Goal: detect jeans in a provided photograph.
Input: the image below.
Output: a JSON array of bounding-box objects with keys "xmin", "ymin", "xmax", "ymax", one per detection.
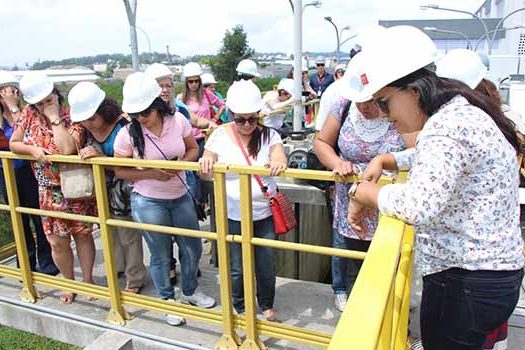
[
  {"xmin": 228, "ymin": 217, "xmax": 276, "ymax": 314},
  {"xmin": 421, "ymin": 267, "xmax": 524, "ymax": 350},
  {"xmin": 0, "ymin": 164, "xmax": 57, "ymax": 274},
  {"xmin": 131, "ymin": 192, "xmax": 202, "ymax": 299},
  {"xmin": 331, "ymin": 229, "xmax": 371, "ymax": 294}
]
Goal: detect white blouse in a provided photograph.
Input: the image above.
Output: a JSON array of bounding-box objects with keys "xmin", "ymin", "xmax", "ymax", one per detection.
[{"xmin": 378, "ymin": 96, "xmax": 524, "ymax": 276}]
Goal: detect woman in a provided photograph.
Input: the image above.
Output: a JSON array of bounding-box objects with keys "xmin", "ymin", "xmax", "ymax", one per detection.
[
  {"xmin": 334, "ymin": 64, "xmax": 346, "ymax": 80},
  {"xmin": 201, "ymin": 73, "xmax": 228, "ymax": 124},
  {"xmin": 313, "ymin": 53, "xmax": 404, "ymax": 312},
  {"xmin": 0, "ymin": 71, "xmax": 58, "ymax": 276},
  {"xmin": 200, "ymin": 79, "xmax": 287, "ymax": 321},
  {"xmin": 113, "ymin": 72, "xmax": 215, "ymax": 326},
  {"xmin": 10, "ymin": 73, "xmax": 96, "ymax": 304},
  {"xmin": 262, "ymin": 78, "xmax": 295, "ymax": 129},
  {"xmin": 68, "ymin": 82, "xmax": 146, "ymax": 294},
  {"xmin": 177, "ymin": 62, "xmax": 224, "ymax": 207},
  {"xmin": 346, "ymin": 26, "xmax": 524, "ymax": 350}
]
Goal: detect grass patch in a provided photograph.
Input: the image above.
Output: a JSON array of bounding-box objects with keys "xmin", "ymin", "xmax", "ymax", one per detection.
[
  {"xmin": 0, "ymin": 326, "xmax": 81, "ymax": 350},
  {"xmin": 0, "ymin": 210, "xmax": 13, "ymax": 247}
]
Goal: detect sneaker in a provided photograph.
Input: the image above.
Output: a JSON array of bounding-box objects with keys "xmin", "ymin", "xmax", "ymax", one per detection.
[
  {"xmin": 181, "ymin": 290, "xmax": 215, "ymax": 308},
  {"xmin": 165, "ymin": 314, "xmax": 186, "ymax": 326},
  {"xmin": 334, "ymin": 293, "xmax": 347, "ymax": 312},
  {"xmin": 408, "ymin": 337, "xmax": 424, "ymax": 350}
]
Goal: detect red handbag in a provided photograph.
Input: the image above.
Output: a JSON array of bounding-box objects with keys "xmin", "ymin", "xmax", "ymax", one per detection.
[{"xmin": 228, "ymin": 125, "xmax": 296, "ymax": 235}]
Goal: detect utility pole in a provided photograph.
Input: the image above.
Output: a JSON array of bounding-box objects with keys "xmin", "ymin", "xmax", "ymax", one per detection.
[{"xmin": 123, "ymin": 0, "xmax": 140, "ymax": 71}]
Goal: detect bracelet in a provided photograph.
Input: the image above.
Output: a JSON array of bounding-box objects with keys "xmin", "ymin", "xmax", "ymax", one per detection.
[
  {"xmin": 50, "ymin": 118, "xmax": 63, "ymax": 126},
  {"xmin": 347, "ymin": 181, "xmax": 363, "ymax": 200}
]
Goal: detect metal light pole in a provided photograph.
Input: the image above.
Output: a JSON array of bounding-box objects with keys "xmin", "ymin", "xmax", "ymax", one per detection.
[
  {"xmin": 475, "ymin": 25, "xmax": 525, "ymax": 51},
  {"xmin": 136, "ymin": 26, "xmax": 152, "ymax": 63},
  {"xmin": 292, "ymin": 0, "xmax": 322, "ymax": 131},
  {"xmin": 424, "ymin": 27, "xmax": 473, "ymax": 49},
  {"xmin": 324, "ymin": 16, "xmax": 340, "ymax": 59},
  {"xmin": 489, "ymin": 8, "xmax": 525, "ymax": 54},
  {"xmin": 340, "ymin": 33, "xmax": 358, "ymax": 49},
  {"xmin": 123, "ymin": 0, "xmax": 140, "ymax": 72},
  {"xmin": 421, "ymin": 4, "xmax": 489, "ymax": 52}
]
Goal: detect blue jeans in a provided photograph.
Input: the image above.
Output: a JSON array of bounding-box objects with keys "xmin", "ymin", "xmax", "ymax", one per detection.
[
  {"xmin": 228, "ymin": 217, "xmax": 276, "ymax": 314},
  {"xmin": 131, "ymin": 192, "xmax": 202, "ymax": 299},
  {"xmin": 331, "ymin": 229, "xmax": 370, "ymax": 294},
  {"xmin": 0, "ymin": 164, "xmax": 57, "ymax": 275},
  {"xmin": 421, "ymin": 267, "xmax": 523, "ymax": 350}
]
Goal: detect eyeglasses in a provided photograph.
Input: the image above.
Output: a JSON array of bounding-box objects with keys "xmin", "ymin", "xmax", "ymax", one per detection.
[
  {"xmin": 128, "ymin": 107, "xmax": 152, "ymax": 119},
  {"xmin": 278, "ymin": 89, "xmax": 289, "ymax": 96},
  {"xmin": 160, "ymin": 84, "xmax": 173, "ymax": 90},
  {"xmin": 372, "ymin": 88, "xmax": 403, "ymax": 114},
  {"xmin": 233, "ymin": 117, "xmax": 259, "ymax": 126},
  {"xmin": 187, "ymin": 79, "xmax": 200, "ymax": 84},
  {"xmin": 316, "ymin": 63, "xmax": 325, "ymax": 67}
]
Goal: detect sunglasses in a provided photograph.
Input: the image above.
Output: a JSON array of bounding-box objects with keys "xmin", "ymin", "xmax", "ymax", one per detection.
[
  {"xmin": 187, "ymin": 79, "xmax": 200, "ymax": 84},
  {"xmin": 128, "ymin": 107, "xmax": 152, "ymax": 119},
  {"xmin": 233, "ymin": 117, "xmax": 259, "ymax": 126},
  {"xmin": 372, "ymin": 88, "xmax": 403, "ymax": 114},
  {"xmin": 316, "ymin": 63, "xmax": 325, "ymax": 67},
  {"xmin": 278, "ymin": 89, "xmax": 290, "ymax": 96}
]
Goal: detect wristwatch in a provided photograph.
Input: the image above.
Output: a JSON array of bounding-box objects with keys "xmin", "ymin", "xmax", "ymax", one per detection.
[
  {"xmin": 9, "ymin": 106, "xmax": 20, "ymax": 114},
  {"xmin": 347, "ymin": 182, "xmax": 362, "ymax": 200},
  {"xmin": 50, "ymin": 118, "xmax": 63, "ymax": 126}
]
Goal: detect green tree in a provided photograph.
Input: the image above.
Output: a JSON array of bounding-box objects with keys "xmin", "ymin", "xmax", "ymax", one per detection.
[{"xmin": 211, "ymin": 25, "xmax": 254, "ymax": 84}]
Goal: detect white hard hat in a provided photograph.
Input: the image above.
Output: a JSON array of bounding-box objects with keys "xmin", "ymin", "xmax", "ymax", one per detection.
[
  {"xmin": 145, "ymin": 63, "xmax": 173, "ymax": 80},
  {"xmin": 349, "ymin": 25, "xmax": 438, "ymax": 101},
  {"xmin": 0, "ymin": 71, "xmax": 19, "ymax": 88},
  {"xmin": 335, "ymin": 64, "xmax": 346, "ymax": 72},
  {"xmin": 122, "ymin": 72, "xmax": 161, "ymax": 113},
  {"xmin": 68, "ymin": 82, "xmax": 106, "ymax": 122},
  {"xmin": 201, "ymin": 73, "xmax": 217, "ymax": 85},
  {"xmin": 277, "ymin": 78, "xmax": 295, "ymax": 97},
  {"xmin": 436, "ymin": 49, "xmax": 487, "ymax": 89},
  {"xmin": 315, "ymin": 56, "xmax": 325, "ymax": 65},
  {"xmin": 226, "ymin": 80, "xmax": 264, "ymax": 114},
  {"xmin": 183, "ymin": 62, "xmax": 203, "ymax": 78},
  {"xmin": 354, "ymin": 24, "xmax": 387, "ymax": 50},
  {"xmin": 340, "ymin": 53, "xmax": 371, "ymax": 102},
  {"xmin": 19, "ymin": 72, "xmax": 54, "ymax": 105},
  {"xmin": 236, "ymin": 59, "xmax": 261, "ymax": 77}
]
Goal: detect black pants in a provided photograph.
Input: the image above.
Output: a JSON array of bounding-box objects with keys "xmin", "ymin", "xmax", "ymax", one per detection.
[
  {"xmin": 0, "ymin": 164, "xmax": 57, "ymax": 274},
  {"xmin": 421, "ymin": 267, "xmax": 523, "ymax": 350}
]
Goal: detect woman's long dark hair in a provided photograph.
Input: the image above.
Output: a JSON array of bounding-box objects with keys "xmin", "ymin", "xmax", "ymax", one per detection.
[
  {"xmin": 96, "ymin": 98, "xmax": 122, "ymax": 125},
  {"xmin": 388, "ymin": 68, "xmax": 520, "ymax": 152},
  {"xmin": 229, "ymin": 110, "xmax": 270, "ymax": 159},
  {"xmin": 129, "ymin": 97, "xmax": 172, "ymax": 159}
]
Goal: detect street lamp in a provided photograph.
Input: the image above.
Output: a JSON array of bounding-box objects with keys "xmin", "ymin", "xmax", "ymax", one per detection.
[
  {"xmin": 489, "ymin": 7, "xmax": 525, "ymax": 54},
  {"xmin": 421, "ymin": 4, "xmax": 489, "ymax": 52},
  {"xmin": 475, "ymin": 25, "xmax": 525, "ymax": 51},
  {"xmin": 136, "ymin": 26, "xmax": 152, "ymax": 63},
  {"xmin": 424, "ymin": 26, "xmax": 473, "ymax": 49},
  {"xmin": 340, "ymin": 33, "xmax": 359, "ymax": 49},
  {"xmin": 324, "ymin": 16, "xmax": 341, "ymax": 59},
  {"xmin": 288, "ymin": 0, "xmax": 322, "ymax": 13}
]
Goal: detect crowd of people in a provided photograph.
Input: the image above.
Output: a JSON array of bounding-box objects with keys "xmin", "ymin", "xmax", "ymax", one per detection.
[{"xmin": 1, "ymin": 24, "xmax": 524, "ymax": 350}]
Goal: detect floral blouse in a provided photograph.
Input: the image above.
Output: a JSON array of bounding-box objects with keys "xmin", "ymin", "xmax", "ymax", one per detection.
[
  {"xmin": 331, "ymin": 99, "xmax": 404, "ymax": 240},
  {"xmin": 15, "ymin": 106, "xmax": 85, "ymax": 187},
  {"xmin": 378, "ymin": 96, "xmax": 524, "ymax": 276}
]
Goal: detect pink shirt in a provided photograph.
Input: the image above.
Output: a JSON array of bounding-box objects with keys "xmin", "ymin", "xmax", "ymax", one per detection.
[
  {"xmin": 177, "ymin": 90, "xmax": 225, "ymax": 140},
  {"xmin": 113, "ymin": 112, "xmax": 192, "ymax": 200}
]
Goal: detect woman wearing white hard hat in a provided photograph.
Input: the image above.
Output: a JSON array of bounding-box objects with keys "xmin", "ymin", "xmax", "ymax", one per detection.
[
  {"xmin": 113, "ymin": 72, "xmax": 215, "ymax": 326},
  {"xmin": 261, "ymin": 78, "xmax": 295, "ymax": 129},
  {"xmin": 313, "ymin": 52, "xmax": 404, "ymax": 313},
  {"xmin": 236, "ymin": 58, "xmax": 261, "ymax": 81},
  {"xmin": 346, "ymin": 26, "xmax": 523, "ymax": 349},
  {"xmin": 334, "ymin": 64, "xmax": 346, "ymax": 80},
  {"xmin": 199, "ymin": 79, "xmax": 287, "ymax": 321},
  {"xmin": 201, "ymin": 72, "xmax": 228, "ymax": 123},
  {"xmin": 0, "ymin": 71, "xmax": 58, "ymax": 276},
  {"xmin": 10, "ymin": 73, "xmax": 97, "ymax": 304},
  {"xmin": 69, "ymin": 82, "xmax": 146, "ymax": 294}
]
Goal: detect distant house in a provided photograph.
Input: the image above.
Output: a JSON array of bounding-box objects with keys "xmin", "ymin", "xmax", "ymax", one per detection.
[{"xmin": 12, "ymin": 67, "xmax": 99, "ymax": 83}]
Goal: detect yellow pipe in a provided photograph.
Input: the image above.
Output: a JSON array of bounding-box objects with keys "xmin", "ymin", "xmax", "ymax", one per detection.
[
  {"xmin": 0, "ymin": 203, "xmax": 9, "ymax": 211},
  {"xmin": 0, "ymin": 264, "xmax": 22, "ymax": 279},
  {"xmin": 15, "ymin": 207, "xmax": 100, "ymax": 224},
  {"xmin": 0, "ymin": 242, "xmax": 17, "ymax": 261},
  {"xmin": 33, "ymin": 273, "xmax": 110, "ymax": 300}
]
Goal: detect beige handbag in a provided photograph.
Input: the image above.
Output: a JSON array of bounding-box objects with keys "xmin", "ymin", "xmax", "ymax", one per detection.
[{"xmin": 59, "ymin": 139, "xmax": 94, "ymax": 199}]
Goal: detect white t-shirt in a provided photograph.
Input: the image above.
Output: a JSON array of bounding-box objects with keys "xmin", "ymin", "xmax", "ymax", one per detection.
[
  {"xmin": 315, "ymin": 79, "xmax": 345, "ymax": 131},
  {"xmin": 205, "ymin": 126, "xmax": 282, "ymax": 221}
]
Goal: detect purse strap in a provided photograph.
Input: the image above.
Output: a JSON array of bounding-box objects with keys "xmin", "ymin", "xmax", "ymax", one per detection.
[
  {"xmin": 227, "ymin": 124, "xmax": 269, "ymax": 198},
  {"xmin": 144, "ymin": 134, "xmax": 198, "ymax": 202}
]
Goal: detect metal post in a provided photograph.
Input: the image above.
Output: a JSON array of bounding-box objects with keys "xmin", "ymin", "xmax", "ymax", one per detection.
[
  {"xmin": 293, "ymin": 0, "xmax": 303, "ymax": 132},
  {"xmin": 324, "ymin": 17, "xmax": 340, "ymax": 60},
  {"xmin": 2, "ymin": 158, "xmax": 37, "ymax": 303},
  {"xmin": 423, "ymin": 27, "xmax": 473, "ymax": 50},
  {"xmin": 136, "ymin": 26, "xmax": 152, "ymax": 63},
  {"xmin": 123, "ymin": 0, "xmax": 140, "ymax": 71},
  {"xmin": 489, "ymin": 8, "xmax": 525, "ymax": 54}
]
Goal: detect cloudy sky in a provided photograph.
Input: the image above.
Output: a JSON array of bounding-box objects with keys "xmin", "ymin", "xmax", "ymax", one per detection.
[{"xmin": 0, "ymin": 0, "xmax": 483, "ymax": 67}]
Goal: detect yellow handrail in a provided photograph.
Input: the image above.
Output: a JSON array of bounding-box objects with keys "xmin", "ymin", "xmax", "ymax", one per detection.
[{"xmin": 0, "ymin": 150, "xmax": 413, "ymax": 349}]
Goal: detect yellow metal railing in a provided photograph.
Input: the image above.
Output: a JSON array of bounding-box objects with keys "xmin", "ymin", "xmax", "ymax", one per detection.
[{"xmin": 0, "ymin": 150, "xmax": 413, "ymax": 349}]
